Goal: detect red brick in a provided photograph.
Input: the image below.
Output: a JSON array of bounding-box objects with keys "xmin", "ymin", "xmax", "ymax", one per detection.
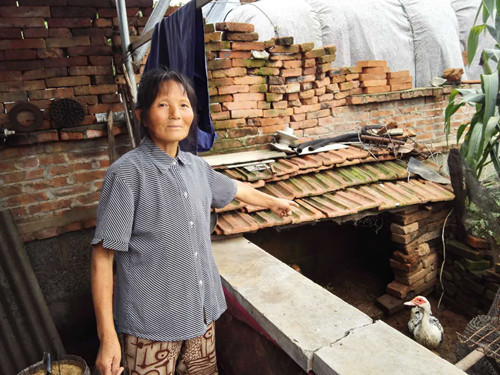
[
  {"xmin": 218, "ymin": 51, "xmax": 252, "ymax": 59},
  {"xmin": 363, "ymin": 86, "xmax": 390, "ymax": 94},
  {"xmin": 213, "ymin": 118, "xmax": 246, "ymax": 130},
  {"xmin": 88, "ymin": 103, "xmax": 123, "ymax": 114},
  {"xmin": 362, "ymin": 66, "xmax": 390, "ymax": 74},
  {"xmin": 386, "ymin": 281, "xmax": 410, "ymax": 299},
  {"xmin": 69, "ymin": 66, "xmax": 113, "ymax": 76},
  {"xmin": 51, "ymin": 6, "xmax": 97, "ymax": 18},
  {"xmin": 29, "ymin": 198, "xmax": 73, "ymax": 215},
  {"xmin": 0, "ymin": 80, "xmax": 45, "ymax": 92},
  {"xmin": 207, "ymin": 58, "xmax": 232, "ymax": 70},
  {"xmin": 0, "ymin": 49, "xmax": 36, "ymax": 60},
  {"xmin": 44, "ymin": 36, "xmax": 90, "ymax": 48},
  {"xmin": 357, "ymin": 60, "xmax": 387, "ymax": 68},
  {"xmin": 231, "ymin": 42, "xmax": 265, "ymax": 51},
  {"xmin": 211, "ymin": 67, "xmax": 247, "ymax": 78},
  {"xmin": 46, "ymin": 76, "xmax": 90, "ymax": 88},
  {"xmin": 0, "ymin": 17, "xmax": 45, "ymax": 28},
  {"xmin": 74, "ymin": 84, "xmax": 117, "ymax": 95},
  {"xmin": 215, "ymin": 22, "xmax": 255, "ymax": 33},
  {"xmin": 231, "ymin": 109, "xmax": 263, "ymax": 118},
  {"xmin": 48, "ymin": 28, "xmax": 72, "ymax": 38},
  {"xmin": 222, "ymin": 32, "xmax": 258, "ymax": 42},
  {"xmin": 0, "ymin": 6, "xmax": 50, "ymax": 17},
  {"xmin": 218, "ymin": 85, "xmax": 249, "ymax": 95},
  {"xmin": 0, "ymin": 38, "xmax": 45, "ymax": 50},
  {"xmin": 304, "ymin": 48, "xmax": 325, "ymax": 59},
  {"xmin": 281, "ymin": 68, "xmax": 302, "ymax": 77},
  {"xmin": 390, "ymin": 83, "xmax": 412, "ymax": 91},
  {"xmin": 23, "ymin": 67, "xmax": 67, "ymax": 80},
  {"xmin": 72, "ymin": 28, "xmax": 113, "ymax": 38},
  {"xmin": 23, "ymin": 27, "xmax": 48, "ymax": 38},
  {"xmin": 43, "ymin": 56, "xmax": 88, "ymax": 68},
  {"xmin": 67, "ymin": 45, "xmax": 112, "ymax": 56},
  {"xmin": 89, "ymin": 56, "xmax": 113, "ymax": 65},
  {"xmin": 222, "ymin": 100, "xmax": 258, "ymax": 111},
  {"xmin": 47, "ymin": 18, "xmax": 92, "ymax": 28},
  {"xmin": 387, "ymin": 70, "xmax": 410, "ymax": 78},
  {"xmin": 0, "ymin": 28, "xmax": 22, "ymax": 39}
]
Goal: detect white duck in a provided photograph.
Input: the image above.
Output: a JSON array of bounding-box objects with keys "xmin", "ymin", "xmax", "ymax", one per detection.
[{"xmin": 404, "ymin": 296, "xmax": 444, "ymax": 350}]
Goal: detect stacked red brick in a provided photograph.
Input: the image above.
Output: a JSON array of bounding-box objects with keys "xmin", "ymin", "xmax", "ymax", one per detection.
[
  {"xmin": 385, "ymin": 204, "xmax": 451, "ymax": 299},
  {"xmin": 0, "ymin": 0, "xmax": 158, "ymax": 137},
  {"xmin": 357, "ymin": 60, "xmax": 412, "ymax": 94}
]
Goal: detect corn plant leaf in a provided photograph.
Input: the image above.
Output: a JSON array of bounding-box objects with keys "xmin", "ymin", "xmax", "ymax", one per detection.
[
  {"xmin": 483, "ymin": 0, "xmax": 494, "ymax": 23},
  {"xmin": 481, "ymin": 71, "xmax": 498, "ymax": 126},
  {"xmin": 486, "ymin": 24, "xmax": 498, "ymax": 41},
  {"xmin": 461, "ymin": 93, "xmax": 485, "ymax": 104},
  {"xmin": 491, "ymin": 143, "xmax": 500, "ymax": 178},
  {"xmin": 468, "ymin": 24, "xmax": 487, "ymax": 64},
  {"xmin": 465, "ymin": 121, "xmax": 485, "ymax": 173},
  {"xmin": 456, "ymin": 123, "xmax": 469, "ymax": 144},
  {"xmin": 484, "ymin": 48, "xmax": 500, "ymax": 62},
  {"xmin": 485, "ymin": 115, "xmax": 500, "ymax": 141}
]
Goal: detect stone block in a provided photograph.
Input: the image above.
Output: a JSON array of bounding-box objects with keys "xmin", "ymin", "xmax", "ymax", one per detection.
[{"xmin": 376, "ymin": 293, "xmax": 405, "ymax": 314}]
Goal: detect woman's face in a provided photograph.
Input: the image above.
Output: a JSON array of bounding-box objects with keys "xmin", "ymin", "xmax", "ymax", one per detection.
[{"xmin": 144, "ymin": 80, "xmax": 194, "ymax": 147}]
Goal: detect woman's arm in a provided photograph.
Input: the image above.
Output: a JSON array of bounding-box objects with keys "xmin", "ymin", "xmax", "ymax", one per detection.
[
  {"xmin": 91, "ymin": 243, "xmax": 124, "ymax": 375},
  {"xmin": 235, "ymin": 180, "xmax": 299, "ymax": 217}
]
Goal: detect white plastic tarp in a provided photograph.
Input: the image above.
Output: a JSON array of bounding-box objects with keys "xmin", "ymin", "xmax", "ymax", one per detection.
[{"xmin": 204, "ymin": 0, "xmax": 482, "ymax": 86}]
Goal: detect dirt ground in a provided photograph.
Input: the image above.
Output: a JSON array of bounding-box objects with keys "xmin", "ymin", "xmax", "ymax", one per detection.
[{"xmin": 323, "ymin": 256, "xmax": 470, "ymax": 365}]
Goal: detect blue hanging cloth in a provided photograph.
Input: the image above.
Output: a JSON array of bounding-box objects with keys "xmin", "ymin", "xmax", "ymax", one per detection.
[{"xmin": 145, "ymin": 0, "xmax": 216, "ymax": 154}]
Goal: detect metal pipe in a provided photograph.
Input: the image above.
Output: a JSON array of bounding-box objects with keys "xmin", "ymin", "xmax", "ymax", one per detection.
[
  {"xmin": 132, "ymin": 0, "xmax": 173, "ymax": 68},
  {"xmin": 116, "ymin": 0, "xmax": 137, "ymax": 101},
  {"xmin": 128, "ymin": 0, "xmax": 214, "ymax": 53}
]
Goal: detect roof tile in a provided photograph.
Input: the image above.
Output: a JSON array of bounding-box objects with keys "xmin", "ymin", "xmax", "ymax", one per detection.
[
  {"xmin": 260, "ymin": 182, "xmax": 296, "ymax": 200},
  {"xmin": 251, "ymin": 210, "xmax": 293, "ymax": 228},
  {"xmin": 291, "ymin": 199, "xmax": 327, "ymax": 224},
  {"xmin": 303, "ymin": 194, "xmax": 356, "ymax": 218},
  {"xmin": 215, "ymin": 211, "xmax": 260, "ymax": 235}
]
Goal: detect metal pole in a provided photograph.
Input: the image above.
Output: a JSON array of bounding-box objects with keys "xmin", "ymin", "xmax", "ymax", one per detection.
[
  {"xmin": 132, "ymin": 0, "xmax": 173, "ymax": 68},
  {"xmin": 116, "ymin": 0, "xmax": 137, "ymax": 101}
]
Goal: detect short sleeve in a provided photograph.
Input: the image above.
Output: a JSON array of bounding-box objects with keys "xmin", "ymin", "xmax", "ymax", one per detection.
[
  {"xmin": 91, "ymin": 171, "xmax": 135, "ymax": 251},
  {"xmin": 203, "ymin": 161, "xmax": 238, "ymax": 209}
]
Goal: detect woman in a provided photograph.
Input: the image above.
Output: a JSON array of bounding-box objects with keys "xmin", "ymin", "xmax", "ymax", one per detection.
[{"xmin": 91, "ymin": 67, "xmax": 297, "ymax": 375}]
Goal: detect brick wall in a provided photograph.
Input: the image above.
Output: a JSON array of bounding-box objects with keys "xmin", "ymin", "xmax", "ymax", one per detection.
[{"xmin": 0, "ymin": 3, "xmax": 475, "ymax": 241}]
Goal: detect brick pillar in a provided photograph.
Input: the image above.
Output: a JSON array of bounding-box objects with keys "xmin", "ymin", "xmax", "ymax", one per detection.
[{"xmin": 385, "ymin": 203, "xmax": 453, "ymax": 299}]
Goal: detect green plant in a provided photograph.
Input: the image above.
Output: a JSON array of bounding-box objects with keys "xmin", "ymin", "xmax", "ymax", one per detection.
[{"xmin": 444, "ymin": 0, "xmax": 500, "ymax": 179}]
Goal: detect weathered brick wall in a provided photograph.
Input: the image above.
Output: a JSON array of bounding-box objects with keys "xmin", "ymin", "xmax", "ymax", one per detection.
[
  {"xmin": 0, "ymin": 0, "xmax": 164, "ymax": 135},
  {"xmin": 0, "ymin": 4, "xmax": 475, "ymax": 241}
]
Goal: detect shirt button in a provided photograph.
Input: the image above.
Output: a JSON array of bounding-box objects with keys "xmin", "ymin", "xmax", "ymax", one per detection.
[
  {"xmin": 183, "ymin": 191, "xmax": 188, "ymax": 198},
  {"xmin": 189, "ymin": 221, "xmax": 195, "ymax": 228},
  {"xmin": 172, "ymin": 161, "xmax": 177, "ymax": 166},
  {"xmin": 194, "ymin": 251, "xmax": 198, "ymax": 258},
  {"xmin": 199, "ymin": 280, "xmax": 203, "ymax": 286}
]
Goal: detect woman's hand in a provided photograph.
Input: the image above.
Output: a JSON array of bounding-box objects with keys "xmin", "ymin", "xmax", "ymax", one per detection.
[
  {"xmin": 235, "ymin": 181, "xmax": 299, "ymax": 217},
  {"xmin": 269, "ymin": 197, "xmax": 299, "ymax": 218},
  {"xmin": 96, "ymin": 334, "xmax": 124, "ymax": 375}
]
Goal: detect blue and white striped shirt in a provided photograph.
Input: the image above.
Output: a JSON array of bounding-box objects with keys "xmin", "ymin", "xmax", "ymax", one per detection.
[{"xmin": 92, "ymin": 137, "xmax": 237, "ymax": 341}]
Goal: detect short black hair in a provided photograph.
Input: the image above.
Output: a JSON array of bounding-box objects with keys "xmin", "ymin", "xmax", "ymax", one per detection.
[{"xmin": 136, "ymin": 67, "xmax": 198, "ymax": 136}]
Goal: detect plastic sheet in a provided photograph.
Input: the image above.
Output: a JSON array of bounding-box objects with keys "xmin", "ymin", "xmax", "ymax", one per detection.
[{"xmin": 205, "ymin": 0, "xmax": 481, "ymax": 85}]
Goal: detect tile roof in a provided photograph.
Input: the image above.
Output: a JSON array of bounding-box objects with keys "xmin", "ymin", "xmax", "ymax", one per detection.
[{"xmin": 213, "ymin": 145, "xmax": 454, "ymax": 236}]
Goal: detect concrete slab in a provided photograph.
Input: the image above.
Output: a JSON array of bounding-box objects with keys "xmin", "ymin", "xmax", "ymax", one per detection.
[
  {"xmin": 313, "ymin": 320, "xmax": 466, "ymax": 375},
  {"xmin": 212, "ymin": 237, "xmax": 373, "ymax": 371}
]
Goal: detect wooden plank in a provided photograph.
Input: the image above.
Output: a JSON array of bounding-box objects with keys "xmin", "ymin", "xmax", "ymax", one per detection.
[{"xmin": 202, "ymin": 150, "xmax": 287, "ymax": 167}]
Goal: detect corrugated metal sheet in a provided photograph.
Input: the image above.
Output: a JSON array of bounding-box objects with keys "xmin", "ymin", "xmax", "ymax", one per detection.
[{"xmin": 0, "ymin": 210, "xmax": 65, "ymax": 374}]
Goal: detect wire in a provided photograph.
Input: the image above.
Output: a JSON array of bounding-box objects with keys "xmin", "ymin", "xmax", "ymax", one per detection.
[{"xmin": 437, "ymin": 207, "xmax": 454, "ymax": 311}]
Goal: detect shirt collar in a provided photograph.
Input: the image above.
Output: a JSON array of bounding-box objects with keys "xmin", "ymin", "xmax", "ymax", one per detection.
[{"xmin": 141, "ymin": 137, "xmax": 191, "ymax": 173}]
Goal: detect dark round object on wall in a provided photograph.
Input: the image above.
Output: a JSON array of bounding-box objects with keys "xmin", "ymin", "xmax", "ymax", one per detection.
[
  {"xmin": 50, "ymin": 98, "xmax": 86, "ymax": 128},
  {"xmin": 8, "ymin": 102, "xmax": 44, "ymax": 132}
]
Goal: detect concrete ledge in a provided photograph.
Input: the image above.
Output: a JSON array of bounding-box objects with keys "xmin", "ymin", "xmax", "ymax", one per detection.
[
  {"xmin": 213, "ymin": 237, "xmax": 372, "ymax": 371},
  {"xmin": 213, "ymin": 237, "xmax": 465, "ymax": 374},
  {"xmin": 313, "ymin": 320, "xmax": 465, "ymax": 375}
]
